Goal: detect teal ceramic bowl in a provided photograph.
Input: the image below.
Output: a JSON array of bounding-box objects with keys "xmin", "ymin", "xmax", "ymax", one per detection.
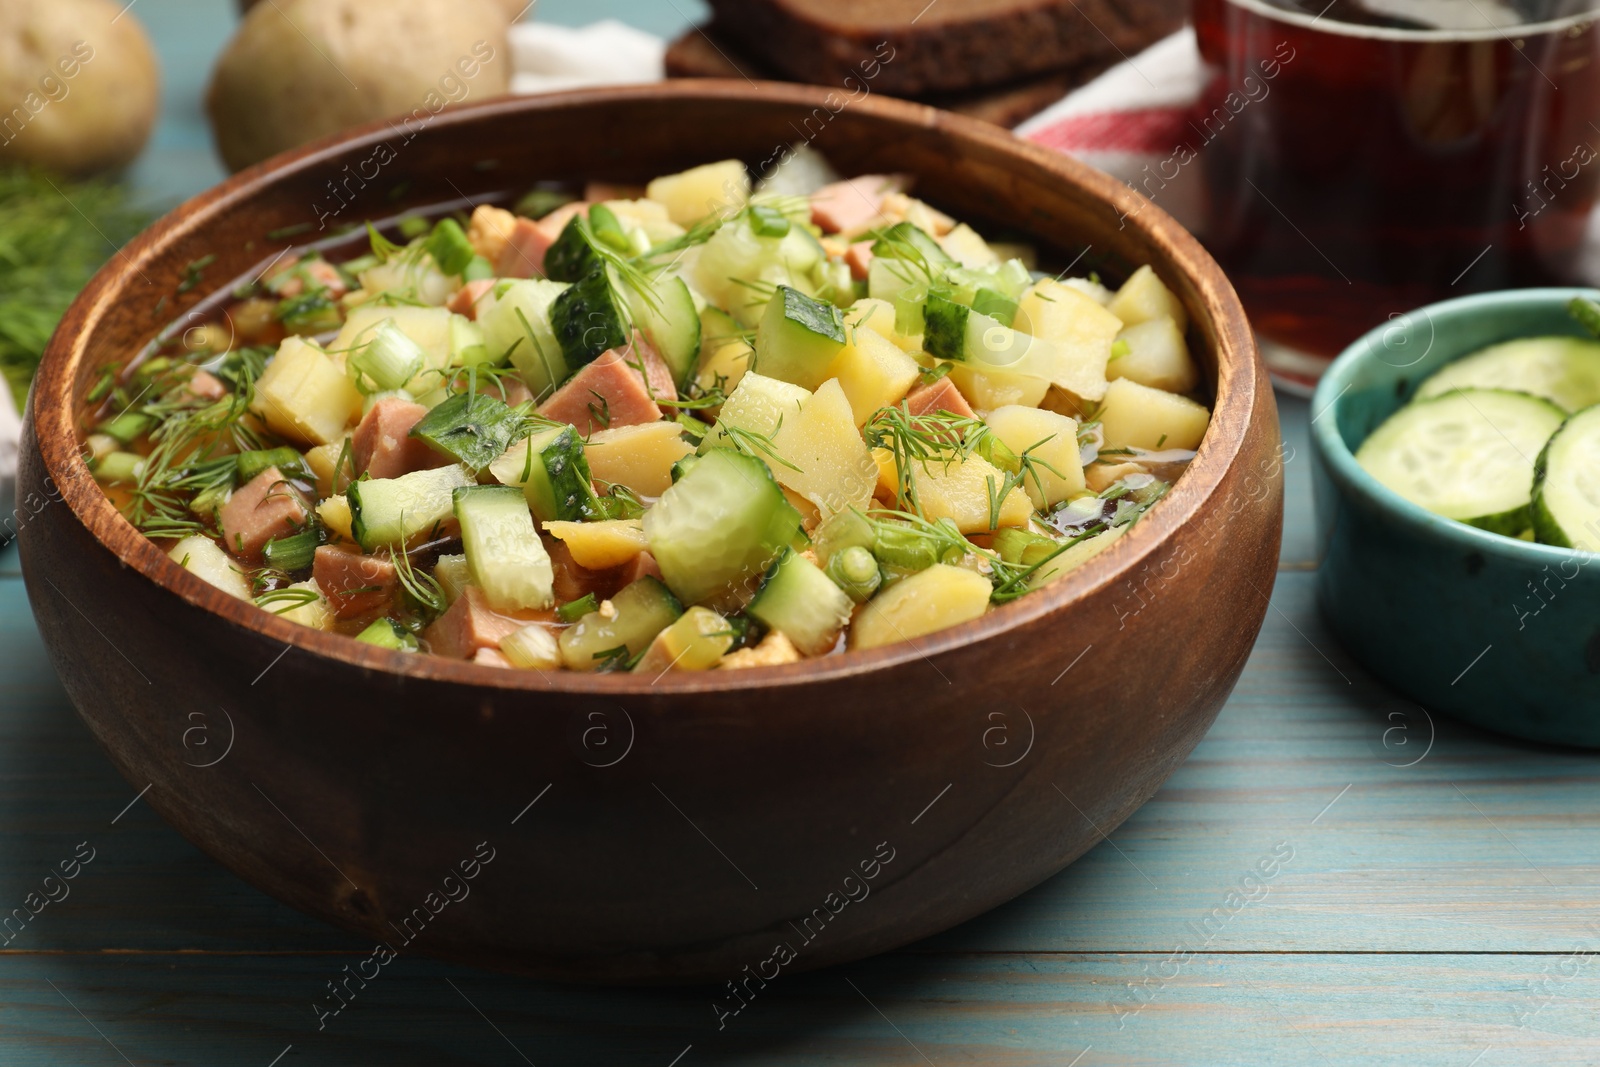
[{"xmin": 1311, "ymin": 288, "xmax": 1600, "ymax": 747}]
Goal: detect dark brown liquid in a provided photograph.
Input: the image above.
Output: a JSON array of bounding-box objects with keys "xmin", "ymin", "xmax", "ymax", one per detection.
[{"xmin": 1194, "ymin": 0, "xmax": 1600, "ymax": 362}]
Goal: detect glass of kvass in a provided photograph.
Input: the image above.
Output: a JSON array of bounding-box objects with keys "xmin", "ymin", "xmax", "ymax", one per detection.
[{"xmin": 1193, "ymin": 0, "xmax": 1600, "ymax": 391}]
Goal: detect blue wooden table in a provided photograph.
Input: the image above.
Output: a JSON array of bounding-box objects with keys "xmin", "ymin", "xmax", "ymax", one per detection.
[{"xmin": 4, "ymin": 2, "xmax": 1599, "ymax": 1063}]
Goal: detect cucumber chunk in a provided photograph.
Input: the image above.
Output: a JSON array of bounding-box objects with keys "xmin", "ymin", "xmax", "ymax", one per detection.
[
  {"xmin": 628, "ymin": 272, "xmax": 701, "ymax": 389},
  {"xmin": 643, "ymin": 447, "xmax": 802, "ymax": 610},
  {"xmin": 1355, "ymin": 388, "xmax": 1565, "ymax": 534},
  {"xmin": 454, "ymin": 485, "xmax": 555, "ymax": 612},
  {"xmin": 478, "ymin": 279, "xmax": 570, "ymax": 399},
  {"xmin": 409, "ymin": 390, "xmax": 529, "ymax": 471},
  {"xmin": 1533, "ymin": 404, "xmax": 1600, "ymax": 549},
  {"xmin": 753, "ymin": 285, "xmax": 847, "ymax": 390},
  {"xmin": 348, "ymin": 464, "xmax": 473, "ymax": 550},
  {"xmin": 1415, "ymin": 337, "xmax": 1600, "ymax": 413},
  {"xmin": 544, "ymin": 215, "xmax": 607, "ymax": 283},
  {"xmin": 357, "ymin": 618, "xmax": 419, "ymax": 653},
  {"xmin": 550, "ymin": 267, "xmax": 631, "ymax": 368},
  {"xmin": 558, "ymin": 577, "xmax": 684, "ymax": 670},
  {"xmin": 747, "ymin": 549, "xmax": 854, "ymax": 656},
  {"xmin": 487, "ymin": 425, "xmax": 597, "ymax": 522},
  {"xmin": 922, "ymin": 291, "xmax": 969, "ymax": 363}
]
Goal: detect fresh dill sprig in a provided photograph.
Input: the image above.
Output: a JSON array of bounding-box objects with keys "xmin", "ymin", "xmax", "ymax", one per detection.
[
  {"xmin": 723, "ymin": 420, "xmax": 801, "ymax": 472},
  {"xmin": 392, "ymin": 548, "xmax": 446, "ymax": 618},
  {"xmin": 254, "ymin": 586, "xmax": 321, "ymax": 614},
  {"xmin": 0, "ymin": 168, "xmax": 152, "ymax": 408}
]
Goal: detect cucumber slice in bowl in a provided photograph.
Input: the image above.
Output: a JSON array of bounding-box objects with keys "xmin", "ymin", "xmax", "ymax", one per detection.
[
  {"xmin": 1355, "ymin": 388, "xmax": 1565, "ymax": 535},
  {"xmin": 1415, "ymin": 337, "xmax": 1600, "ymax": 412},
  {"xmin": 1533, "ymin": 405, "xmax": 1600, "ymax": 549}
]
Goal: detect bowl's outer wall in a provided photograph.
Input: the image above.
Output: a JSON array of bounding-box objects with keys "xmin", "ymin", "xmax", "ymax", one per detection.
[
  {"xmin": 1312, "ymin": 290, "xmax": 1600, "ymax": 746},
  {"xmin": 18, "ymin": 85, "xmax": 1282, "ymax": 981}
]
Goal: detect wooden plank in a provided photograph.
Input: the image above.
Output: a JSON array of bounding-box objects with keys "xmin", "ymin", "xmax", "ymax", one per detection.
[
  {"xmin": 0, "ymin": 951, "xmax": 1595, "ymax": 1065},
  {"xmin": 6, "ymin": 568, "xmax": 1599, "ymax": 956}
]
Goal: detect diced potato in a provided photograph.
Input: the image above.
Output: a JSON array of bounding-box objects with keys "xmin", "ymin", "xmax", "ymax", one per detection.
[
  {"xmin": 634, "ymin": 606, "xmax": 735, "ymax": 674},
  {"xmin": 1015, "ymin": 278, "xmax": 1123, "ymax": 402},
  {"xmin": 983, "ymin": 405, "xmax": 1086, "ymax": 508},
  {"xmin": 939, "ymin": 223, "xmax": 999, "ymax": 268},
  {"xmin": 1061, "ymin": 276, "xmax": 1113, "ymax": 305},
  {"xmin": 647, "ymin": 159, "xmax": 750, "ymax": 226},
  {"xmin": 585, "ymin": 422, "xmax": 694, "ymax": 497},
  {"xmin": 1110, "ymin": 316, "xmax": 1199, "ymax": 395},
  {"xmin": 826, "ymin": 326, "xmax": 921, "ymax": 425},
  {"xmin": 771, "ymin": 379, "xmax": 877, "ymax": 519},
  {"xmin": 849, "ymin": 563, "xmax": 992, "ymax": 650},
  {"xmin": 846, "ymin": 297, "xmax": 921, "ymax": 354},
  {"xmin": 601, "ymin": 198, "xmax": 687, "ymax": 244},
  {"xmin": 947, "ymin": 361, "xmax": 1049, "ymax": 412},
  {"xmin": 317, "ymin": 494, "xmax": 355, "ymax": 541},
  {"xmin": 304, "ymin": 439, "xmax": 349, "ymax": 499},
  {"xmin": 705, "ymin": 372, "xmax": 810, "ymax": 449},
  {"xmin": 168, "ymin": 535, "xmax": 250, "ymax": 599},
  {"xmin": 275, "ymin": 579, "xmax": 335, "ymax": 630},
  {"xmin": 1097, "ymin": 378, "xmax": 1211, "ymax": 451},
  {"xmin": 888, "ymin": 453, "xmax": 1033, "ymax": 533},
  {"xmin": 543, "ymin": 519, "xmax": 648, "ymax": 570},
  {"xmin": 695, "ymin": 333, "xmax": 754, "ymax": 401},
  {"xmin": 1028, "ymin": 525, "xmax": 1127, "ymax": 588},
  {"xmin": 251, "ymin": 336, "xmax": 362, "ymax": 447},
  {"xmin": 1108, "ymin": 265, "xmax": 1187, "ymax": 332}
]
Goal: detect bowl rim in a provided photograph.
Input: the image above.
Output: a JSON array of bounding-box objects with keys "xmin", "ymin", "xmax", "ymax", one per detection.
[
  {"xmin": 1311, "ymin": 285, "xmax": 1600, "ymax": 563},
  {"xmin": 29, "ymin": 80, "xmax": 1264, "ymax": 694}
]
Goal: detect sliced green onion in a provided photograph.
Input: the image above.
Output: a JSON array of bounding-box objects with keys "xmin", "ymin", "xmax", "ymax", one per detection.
[
  {"xmin": 261, "ymin": 526, "xmax": 320, "ymax": 572},
  {"xmin": 826, "ymin": 545, "xmax": 882, "ymax": 603},
  {"xmin": 349, "ymin": 320, "xmax": 426, "ymax": 393},
  {"xmin": 748, "ymin": 204, "xmax": 791, "ymax": 238},
  {"xmin": 557, "ymin": 593, "xmax": 598, "ymax": 624},
  {"xmin": 502, "ymin": 623, "xmax": 562, "ymax": 669},
  {"xmin": 237, "ymin": 446, "xmax": 307, "ymax": 484},
  {"xmin": 462, "ymin": 254, "xmax": 495, "ymax": 282},
  {"xmin": 95, "ymin": 451, "xmax": 145, "ymax": 484},
  {"xmin": 426, "ymin": 217, "xmax": 476, "ymax": 276},
  {"xmin": 98, "ymin": 410, "xmax": 155, "ymax": 444},
  {"xmin": 587, "ymin": 204, "xmax": 632, "ymax": 253},
  {"xmin": 356, "ymin": 617, "xmax": 419, "ymax": 652}
]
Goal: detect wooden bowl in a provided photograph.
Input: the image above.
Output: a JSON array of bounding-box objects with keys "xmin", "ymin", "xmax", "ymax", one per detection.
[{"xmin": 17, "ymin": 83, "xmax": 1281, "ymax": 983}]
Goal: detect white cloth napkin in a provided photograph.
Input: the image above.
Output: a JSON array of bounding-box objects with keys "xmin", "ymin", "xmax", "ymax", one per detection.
[{"xmin": 507, "ymin": 19, "xmax": 664, "ymax": 94}]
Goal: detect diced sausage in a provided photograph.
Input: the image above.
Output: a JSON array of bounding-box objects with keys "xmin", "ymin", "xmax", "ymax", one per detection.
[
  {"xmin": 219, "ymin": 466, "xmax": 311, "ymax": 562},
  {"xmin": 425, "ymin": 586, "xmax": 530, "ymax": 659},
  {"xmin": 495, "ymin": 202, "xmax": 590, "ymax": 279},
  {"xmin": 845, "ymin": 241, "xmax": 875, "ymax": 280},
  {"xmin": 810, "ymin": 175, "xmax": 907, "ymax": 235},
  {"xmin": 266, "ymin": 255, "xmax": 348, "ymax": 299},
  {"xmin": 537, "ymin": 348, "xmax": 663, "ymax": 436},
  {"xmin": 447, "ymin": 279, "xmax": 496, "ymax": 320},
  {"xmin": 549, "ymin": 542, "xmax": 662, "ymax": 605},
  {"xmin": 629, "ymin": 332, "xmax": 679, "ymax": 403},
  {"xmin": 186, "ymin": 369, "xmax": 228, "ymax": 402},
  {"xmin": 313, "ymin": 545, "xmax": 399, "ymax": 621},
  {"xmin": 353, "ymin": 397, "xmax": 452, "ymax": 480},
  {"xmin": 905, "ymin": 377, "xmax": 976, "ymax": 422}
]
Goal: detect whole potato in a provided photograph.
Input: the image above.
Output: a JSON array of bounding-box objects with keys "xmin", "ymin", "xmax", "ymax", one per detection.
[
  {"xmin": 207, "ymin": 0, "xmax": 512, "ymax": 173},
  {"xmin": 0, "ymin": 0, "xmax": 161, "ymax": 175}
]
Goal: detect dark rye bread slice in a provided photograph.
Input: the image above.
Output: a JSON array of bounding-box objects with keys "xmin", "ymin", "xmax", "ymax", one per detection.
[
  {"xmin": 702, "ymin": 0, "xmax": 1183, "ymax": 97},
  {"xmin": 665, "ymin": 25, "xmax": 1112, "ymax": 129}
]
